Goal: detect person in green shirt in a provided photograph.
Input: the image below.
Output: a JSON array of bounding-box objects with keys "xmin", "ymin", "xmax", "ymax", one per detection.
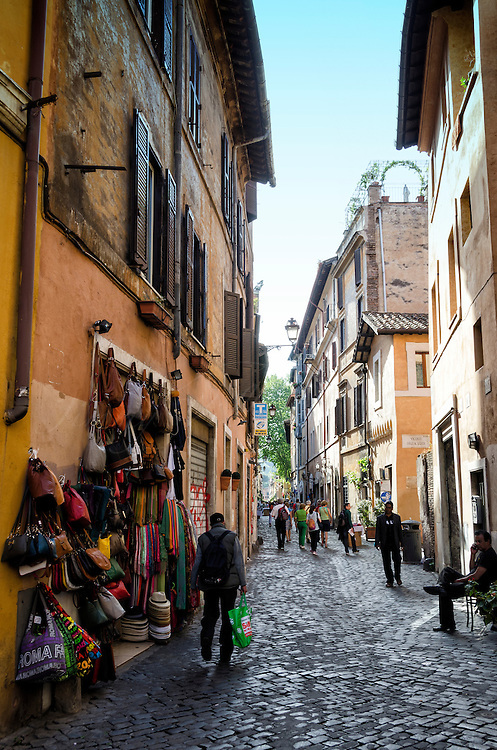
[{"xmin": 294, "ymin": 503, "xmax": 308, "ymax": 548}]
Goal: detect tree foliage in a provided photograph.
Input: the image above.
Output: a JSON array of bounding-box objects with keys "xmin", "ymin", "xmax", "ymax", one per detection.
[{"xmin": 258, "ymin": 374, "xmax": 291, "ymax": 481}]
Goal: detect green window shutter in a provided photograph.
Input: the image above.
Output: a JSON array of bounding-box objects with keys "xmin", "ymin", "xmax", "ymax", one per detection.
[
  {"xmin": 132, "ymin": 109, "xmax": 149, "ymax": 271},
  {"xmin": 224, "ymin": 291, "xmax": 241, "ymax": 378}
]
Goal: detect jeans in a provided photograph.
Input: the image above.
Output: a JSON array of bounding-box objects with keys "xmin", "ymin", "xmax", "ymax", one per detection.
[{"xmin": 201, "ymin": 587, "xmax": 238, "ymax": 660}]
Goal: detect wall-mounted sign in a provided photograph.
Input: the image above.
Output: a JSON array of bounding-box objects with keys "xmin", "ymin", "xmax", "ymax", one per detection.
[
  {"xmin": 402, "ymin": 434, "xmax": 430, "ymax": 449},
  {"xmin": 254, "ymin": 402, "xmax": 268, "ymax": 436}
]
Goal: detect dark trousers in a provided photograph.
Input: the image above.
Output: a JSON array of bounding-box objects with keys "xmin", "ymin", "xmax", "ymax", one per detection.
[
  {"xmin": 437, "ymin": 567, "xmax": 466, "ymax": 629},
  {"xmin": 343, "ymin": 530, "xmax": 357, "ymax": 553},
  {"xmin": 381, "ymin": 544, "xmax": 402, "ymax": 583},
  {"xmin": 310, "ymin": 529, "xmax": 320, "ymax": 552},
  {"xmin": 275, "ymin": 520, "xmax": 286, "ymax": 549},
  {"xmin": 201, "ymin": 587, "xmax": 238, "ymax": 659}
]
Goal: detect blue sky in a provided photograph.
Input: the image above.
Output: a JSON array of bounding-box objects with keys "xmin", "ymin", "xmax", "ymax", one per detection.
[{"xmin": 252, "ymin": 0, "xmax": 422, "ymax": 377}]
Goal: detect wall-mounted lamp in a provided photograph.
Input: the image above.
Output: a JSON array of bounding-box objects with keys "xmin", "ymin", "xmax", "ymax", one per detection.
[
  {"xmin": 468, "ymin": 432, "xmax": 480, "ymax": 451},
  {"xmin": 285, "ymin": 317, "xmax": 300, "ymax": 344},
  {"xmin": 92, "ymin": 319, "xmax": 112, "ymax": 334},
  {"xmin": 268, "ymin": 404, "xmax": 276, "ymax": 418},
  {"xmin": 171, "ymin": 369, "xmax": 183, "ymax": 381}
]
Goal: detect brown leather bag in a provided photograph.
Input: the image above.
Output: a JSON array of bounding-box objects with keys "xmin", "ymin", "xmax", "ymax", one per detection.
[
  {"xmin": 102, "ymin": 348, "xmax": 124, "ymax": 408},
  {"xmin": 27, "ymin": 458, "xmax": 58, "ymax": 500},
  {"xmin": 86, "ymin": 546, "xmax": 112, "ymax": 571},
  {"xmin": 54, "ymin": 531, "xmax": 73, "ymax": 559},
  {"xmin": 141, "ymin": 370, "xmax": 152, "ymax": 421},
  {"xmin": 157, "ymin": 379, "xmax": 174, "ymax": 434}
]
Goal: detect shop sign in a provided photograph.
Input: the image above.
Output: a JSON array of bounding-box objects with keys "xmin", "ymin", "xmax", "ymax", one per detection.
[{"xmin": 254, "ymin": 403, "xmax": 268, "ymax": 435}]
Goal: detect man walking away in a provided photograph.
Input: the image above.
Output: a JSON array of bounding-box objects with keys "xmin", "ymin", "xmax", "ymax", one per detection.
[
  {"xmin": 338, "ymin": 502, "xmax": 357, "ymax": 555},
  {"xmin": 375, "ymin": 500, "xmax": 403, "ymax": 587},
  {"xmin": 423, "ymin": 530, "xmax": 497, "ymax": 632},
  {"xmin": 271, "ymin": 497, "xmax": 289, "ymax": 550},
  {"xmin": 191, "ymin": 512, "xmax": 247, "ymax": 664}
]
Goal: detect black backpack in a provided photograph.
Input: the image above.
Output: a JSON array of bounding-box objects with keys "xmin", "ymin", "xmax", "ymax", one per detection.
[
  {"xmin": 337, "ymin": 511, "xmax": 346, "ymax": 528},
  {"xmin": 199, "ymin": 530, "xmax": 232, "ymax": 586}
]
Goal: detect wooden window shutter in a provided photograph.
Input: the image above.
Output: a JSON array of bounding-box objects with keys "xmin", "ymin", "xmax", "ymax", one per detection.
[
  {"xmin": 161, "ymin": 170, "xmax": 176, "ymax": 305},
  {"xmin": 246, "ymin": 180, "xmax": 257, "ymax": 222},
  {"xmin": 354, "ymin": 246, "xmax": 362, "ymax": 286},
  {"xmin": 132, "ymin": 109, "xmax": 149, "ymax": 271},
  {"xmin": 184, "ymin": 206, "xmax": 194, "ymax": 328},
  {"xmin": 332, "ymin": 341, "xmax": 337, "ymax": 369},
  {"xmin": 337, "ymin": 275, "xmax": 343, "ymax": 310},
  {"xmin": 353, "ymin": 386, "xmax": 359, "ymax": 427},
  {"xmin": 222, "ymin": 134, "xmax": 230, "ymax": 225},
  {"xmin": 240, "ymin": 328, "xmax": 255, "ymax": 398},
  {"xmin": 335, "ymin": 398, "xmax": 342, "ymax": 436},
  {"xmin": 237, "ymin": 201, "xmax": 245, "ymax": 275},
  {"xmin": 323, "ymin": 357, "xmax": 328, "ymax": 381},
  {"xmin": 224, "ymin": 290, "xmax": 241, "ymax": 378},
  {"xmin": 193, "ymin": 240, "xmax": 207, "ymax": 343},
  {"xmin": 164, "ymin": 0, "xmax": 173, "ymax": 77},
  {"xmin": 306, "ymin": 387, "xmax": 311, "ymax": 410}
]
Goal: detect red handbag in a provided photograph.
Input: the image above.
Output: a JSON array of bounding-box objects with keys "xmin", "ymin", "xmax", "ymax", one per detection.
[
  {"xmin": 105, "ymin": 580, "xmax": 130, "ymax": 601},
  {"xmin": 27, "ymin": 457, "xmax": 57, "ymax": 500},
  {"xmin": 63, "ymin": 481, "xmax": 91, "ymax": 527}
]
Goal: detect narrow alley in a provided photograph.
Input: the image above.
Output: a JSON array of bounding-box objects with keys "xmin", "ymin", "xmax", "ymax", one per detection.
[{"xmin": 2, "ymin": 519, "xmax": 497, "ymax": 750}]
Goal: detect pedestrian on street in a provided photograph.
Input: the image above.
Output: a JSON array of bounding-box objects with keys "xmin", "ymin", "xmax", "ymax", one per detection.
[
  {"xmin": 285, "ymin": 500, "xmax": 292, "ymax": 543},
  {"xmin": 337, "ymin": 502, "xmax": 358, "ymax": 555},
  {"xmin": 294, "ymin": 503, "xmax": 308, "ymax": 548},
  {"xmin": 268, "ymin": 501, "xmax": 273, "ymax": 527},
  {"xmin": 271, "ymin": 497, "xmax": 289, "ymax": 550},
  {"xmin": 423, "ymin": 530, "xmax": 497, "ymax": 632},
  {"xmin": 375, "ymin": 500, "xmax": 403, "ymax": 587},
  {"xmin": 319, "ymin": 501, "xmax": 332, "ymax": 548},
  {"xmin": 191, "ymin": 512, "xmax": 247, "ymax": 664},
  {"xmin": 307, "ymin": 504, "xmax": 320, "ymax": 556}
]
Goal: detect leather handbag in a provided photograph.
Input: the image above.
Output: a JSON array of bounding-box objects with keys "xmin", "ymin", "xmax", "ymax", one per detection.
[
  {"xmin": 102, "ymin": 348, "xmax": 124, "ymax": 408},
  {"xmin": 109, "ymin": 531, "xmax": 128, "ymax": 557},
  {"xmin": 82, "ymin": 425, "xmax": 107, "ymax": 474},
  {"xmin": 141, "ymin": 370, "xmax": 152, "ymax": 421},
  {"xmin": 63, "ymin": 481, "xmax": 91, "ymax": 527},
  {"xmin": 97, "ymin": 587, "xmax": 125, "ymax": 620},
  {"xmin": 105, "ymin": 580, "xmax": 130, "ymax": 601},
  {"xmin": 97, "ymin": 534, "xmax": 111, "ymax": 559},
  {"xmin": 79, "ymin": 597, "xmax": 110, "ymax": 630},
  {"xmin": 112, "ymin": 401, "xmax": 126, "ymax": 432},
  {"xmin": 124, "ymin": 363, "xmax": 142, "ymax": 419},
  {"xmin": 54, "ymin": 531, "xmax": 73, "ymax": 559},
  {"xmin": 157, "ymin": 380, "xmax": 174, "ymax": 434},
  {"xmin": 106, "ymin": 431, "xmax": 132, "ymax": 471},
  {"xmin": 85, "ymin": 542, "xmax": 112, "ymax": 571},
  {"xmin": 104, "ymin": 557, "xmax": 125, "ymax": 582},
  {"xmin": 2, "ymin": 487, "xmax": 31, "ymax": 565},
  {"xmin": 27, "ymin": 457, "xmax": 58, "ymax": 501}
]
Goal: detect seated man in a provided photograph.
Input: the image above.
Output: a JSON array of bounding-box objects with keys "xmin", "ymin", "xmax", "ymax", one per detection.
[{"xmin": 424, "ymin": 530, "xmax": 497, "ymax": 632}]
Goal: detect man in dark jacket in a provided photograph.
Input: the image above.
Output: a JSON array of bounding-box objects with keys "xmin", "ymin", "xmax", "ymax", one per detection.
[
  {"xmin": 424, "ymin": 530, "xmax": 497, "ymax": 632},
  {"xmin": 375, "ymin": 500, "xmax": 403, "ymax": 587},
  {"xmin": 191, "ymin": 512, "xmax": 247, "ymax": 664}
]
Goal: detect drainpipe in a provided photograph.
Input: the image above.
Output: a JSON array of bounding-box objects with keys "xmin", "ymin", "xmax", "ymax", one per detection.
[
  {"xmin": 172, "ymin": 0, "xmax": 185, "ymax": 361},
  {"xmin": 4, "ymin": 0, "xmax": 48, "ymax": 425},
  {"xmin": 377, "ymin": 206, "xmax": 388, "ymax": 312}
]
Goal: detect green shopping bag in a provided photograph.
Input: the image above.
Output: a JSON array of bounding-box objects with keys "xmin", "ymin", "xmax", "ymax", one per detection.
[{"xmin": 228, "ymin": 593, "xmax": 252, "ymax": 648}]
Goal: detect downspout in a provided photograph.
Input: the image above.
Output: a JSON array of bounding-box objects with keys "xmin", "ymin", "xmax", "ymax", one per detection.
[
  {"xmin": 5, "ymin": 0, "xmax": 48, "ymax": 425},
  {"xmin": 172, "ymin": 0, "xmax": 185, "ymax": 361},
  {"xmin": 377, "ymin": 206, "xmax": 388, "ymax": 312}
]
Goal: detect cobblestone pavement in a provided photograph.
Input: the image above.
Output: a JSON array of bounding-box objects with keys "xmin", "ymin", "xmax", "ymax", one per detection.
[{"xmin": 2, "ymin": 520, "xmax": 497, "ymax": 749}]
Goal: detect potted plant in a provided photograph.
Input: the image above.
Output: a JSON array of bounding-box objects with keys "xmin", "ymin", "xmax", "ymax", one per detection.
[
  {"xmin": 357, "ymin": 499, "xmax": 374, "ymax": 539},
  {"xmin": 465, "ymin": 581, "xmax": 497, "ymax": 626},
  {"xmin": 220, "ymin": 469, "xmax": 232, "ymax": 491},
  {"xmin": 231, "ymin": 471, "xmax": 241, "ymax": 491}
]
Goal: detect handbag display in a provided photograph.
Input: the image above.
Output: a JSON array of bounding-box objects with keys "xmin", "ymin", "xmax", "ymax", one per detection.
[
  {"xmin": 27, "ymin": 457, "xmax": 58, "ymax": 501},
  {"xmin": 101, "ymin": 348, "xmax": 124, "ymax": 408},
  {"xmin": 16, "ymin": 588, "xmax": 67, "ymax": 683}
]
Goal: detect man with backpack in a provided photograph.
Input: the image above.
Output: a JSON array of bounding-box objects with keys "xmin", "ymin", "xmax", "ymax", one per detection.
[
  {"xmin": 191, "ymin": 512, "xmax": 247, "ymax": 664},
  {"xmin": 270, "ymin": 497, "xmax": 289, "ymax": 550}
]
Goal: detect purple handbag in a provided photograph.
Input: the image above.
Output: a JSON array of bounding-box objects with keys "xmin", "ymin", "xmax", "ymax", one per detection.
[{"xmin": 16, "ymin": 588, "xmax": 67, "ymax": 682}]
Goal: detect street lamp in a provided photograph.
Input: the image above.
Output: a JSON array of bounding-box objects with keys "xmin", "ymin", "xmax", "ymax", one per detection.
[
  {"xmin": 268, "ymin": 404, "xmax": 276, "ymax": 418},
  {"xmin": 285, "ymin": 318, "xmax": 300, "ymax": 344}
]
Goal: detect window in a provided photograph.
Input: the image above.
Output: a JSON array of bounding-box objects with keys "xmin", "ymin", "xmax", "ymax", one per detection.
[
  {"xmin": 447, "ymin": 228, "xmax": 457, "ymax": 322},
  {"xmin": 342, "ymin": 475, "xmax": 348, "ymax": 504},
  {"xmin": 460, "ymin": 179, "xmax": 472, "ymax": 245},
  {"xmin": 474, "ymin": 318, "xmax": 483, "ymax": 371},
  {"xmin": 354, "ymin": 380, "xmax": 365, "ymax": 426},
  {"xmin": 138, "ymin": 0, "xmax": 173, "ymax": 77},
  {"xmin": 354, "ymin": 245, "xmax": 362, "ymax": 286},
  {"xmin": 415, "ymin": 352, "xmax": 430, "ymax": 388},
  {"xmin": 335, "ymin": 390, "xmax": 347, "ymax": 435},
  {"xmin": 373, "ymin": 351, "xmax": 382, "ymax": 408},
  {"xmin": 337, "ymin": 275, "xmax": 344, "ymax": 310},
  {"xmin": 137, "ymin": 0, "xmax": 152, "ymax": 27},
  {"xmin": 189, "ymin": 35, "xmax": 201, "ymax": 147},
  {"xmin": 339, "ymin": 318, "xmax": 346, "ymax": 353},
  {"xmin": 357, "ymin": 295, "xmax": 363, "ymax": 326},
  {"xmin": 236, "ymin": 201, "xmax": 245, "ymax": 275},
  {"xmin": 132, "ymin": 110, "xmax": 175, "ymax": 299},
  {"xmin": 331, "ymin": 341, "xmax": 337, "ymax": 370},
  {"xmin": 224, "ymin": 290, "xmax": 241, "ymax": 378}
]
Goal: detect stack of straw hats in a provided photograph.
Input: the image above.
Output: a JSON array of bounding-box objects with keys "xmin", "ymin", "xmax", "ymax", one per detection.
[
  {"xmin": 147, "ymin": 591, "xmax": 171, "ymax": 643},
  {"xmin": 120, "ymin": 608, "xmax": 149, "ymax": 642}
]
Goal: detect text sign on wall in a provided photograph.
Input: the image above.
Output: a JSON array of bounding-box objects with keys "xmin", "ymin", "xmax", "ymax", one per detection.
[
  {"xmin": 254, "ymin": 402, "xmax": 268, "ymax": 436},
  {"xmin": 402, "ymin": 434, "xmax": 430, "ymax": 449}
]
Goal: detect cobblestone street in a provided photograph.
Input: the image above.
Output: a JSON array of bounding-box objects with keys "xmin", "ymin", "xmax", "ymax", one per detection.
[{"xmin": 2, "ymin": 519, "xmax": 497, "ymax": 750}]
